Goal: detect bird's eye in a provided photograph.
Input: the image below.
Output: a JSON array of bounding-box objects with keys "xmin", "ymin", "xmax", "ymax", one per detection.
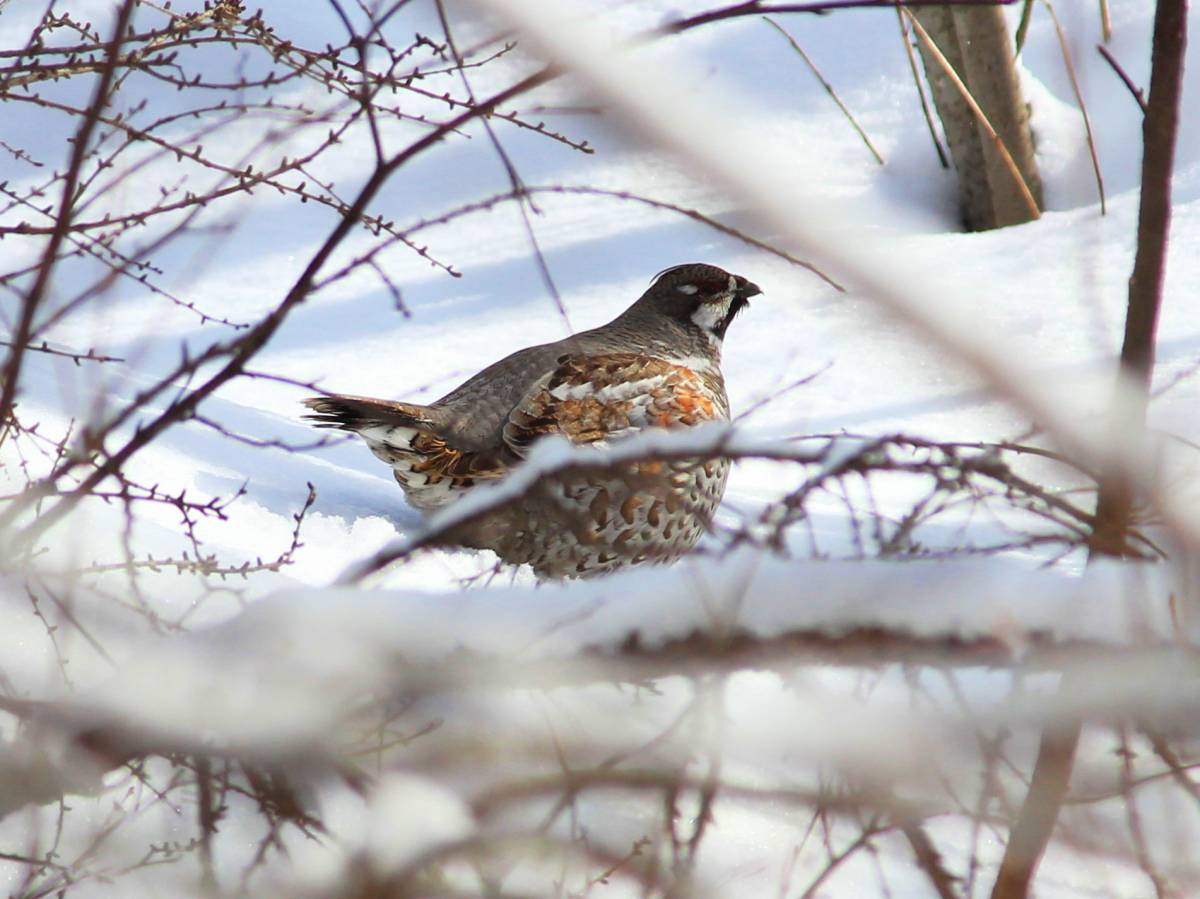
[{"xmin": 676, "ymin": 284, "xmax": 699, "ymax": 295}]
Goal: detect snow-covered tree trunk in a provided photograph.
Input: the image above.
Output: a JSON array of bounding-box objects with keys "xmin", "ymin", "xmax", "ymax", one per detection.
[{"xmin": 914, "ymin": 5, "xmax": 1043, "ymax": 230}]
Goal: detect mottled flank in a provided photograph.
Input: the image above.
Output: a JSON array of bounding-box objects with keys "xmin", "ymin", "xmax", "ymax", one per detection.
[
  {"xmin": 303, "ymin": 263, "xmax": 759, "ymax": 578},
  {"xmin": 486, "ymin": 353, "xmax": 731, "ymax": 577}
]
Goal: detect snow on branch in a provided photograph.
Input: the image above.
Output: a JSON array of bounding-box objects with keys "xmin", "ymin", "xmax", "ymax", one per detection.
[
  {"xmin": 261, "ymin": 551, "xmax": 1181, "ymax": 670},
  {"xmin": 340, "ymin": 424, "xmax": 1140, "ymax": 583},
  {"xmin": 338, "ymin": 423, "xmax": 842, "ymax": 582},
  {"xmin": 9, "ymin": 549, "xmax": 1183, "ymax": 771}
]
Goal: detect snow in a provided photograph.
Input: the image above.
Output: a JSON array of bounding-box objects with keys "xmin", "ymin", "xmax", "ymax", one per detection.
[
  {"xmin": 2, "ymin": 0, "xmax": 1200, "ymax": 896},
  {"xmin": 361, "ymin": 773, "xmax": 477, "ymax": 876},
  {"xmin": 53, "ymin": 552, "xmax": 1179, "ymax": 761}
]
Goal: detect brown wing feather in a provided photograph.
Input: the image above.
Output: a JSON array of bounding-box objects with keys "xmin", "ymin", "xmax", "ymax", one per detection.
[
  {"xmin": 405, "ymin": 432, "xmax": 507, "ymax": 480},
  {"xmin": 502, "ymin": 353, "xmax": 722, "ymax": 458}
]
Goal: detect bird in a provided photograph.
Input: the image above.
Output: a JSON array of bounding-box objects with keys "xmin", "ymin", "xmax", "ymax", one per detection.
[{"xmin": 303, "ymin": 262, "xmax": 760, "ymax": 579}]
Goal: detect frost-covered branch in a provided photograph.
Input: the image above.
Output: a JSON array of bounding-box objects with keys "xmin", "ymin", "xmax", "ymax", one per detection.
[{"xmin": 342, "ymin": 426, "xmax": 1118, "ymax": 582}]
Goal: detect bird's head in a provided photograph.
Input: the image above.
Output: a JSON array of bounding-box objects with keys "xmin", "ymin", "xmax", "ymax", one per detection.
[{"xmin": 639, "ymin": 263, "xmax": 761, "ymax": 344}]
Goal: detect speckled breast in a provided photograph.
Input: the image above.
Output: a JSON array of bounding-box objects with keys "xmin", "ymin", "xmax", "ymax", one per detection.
[
  {"xmin": 488, "ymin": 455, "xmax": 729, "ymax": 579},
  {"xmin": 485, "ymin": 360, "xmax": 732, "ymax": 579}
]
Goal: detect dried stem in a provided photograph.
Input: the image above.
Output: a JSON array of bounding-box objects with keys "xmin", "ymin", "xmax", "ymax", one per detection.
[
  {"xmin": 765, "ymin": 16, "xmax": 885, "ymax": 165},
  {"xmin": 1041, "ymin": 0, "xmax": 1106, "ymax": 214}
]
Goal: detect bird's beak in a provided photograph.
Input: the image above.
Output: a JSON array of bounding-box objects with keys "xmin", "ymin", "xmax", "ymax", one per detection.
[{"xmin": 736, "ymin": 278, "xmax": 762, "ymax": 300}]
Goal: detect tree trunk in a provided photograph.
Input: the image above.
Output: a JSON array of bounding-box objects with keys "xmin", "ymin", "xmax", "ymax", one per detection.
[{"xmin": 914, "ymin": 5, "xmax": 1043, "ymax": 230}]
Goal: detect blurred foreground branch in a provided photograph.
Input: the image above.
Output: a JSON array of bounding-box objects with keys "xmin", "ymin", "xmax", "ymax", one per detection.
[{"xmin": 993, "ymin": 1, "xmax": 1189, "ymax": 896}]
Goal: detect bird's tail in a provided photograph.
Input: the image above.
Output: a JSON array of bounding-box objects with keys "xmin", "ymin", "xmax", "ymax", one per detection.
[{"xmin": 302, "ymin": 394, "xmax": 439, "ymax": 433}]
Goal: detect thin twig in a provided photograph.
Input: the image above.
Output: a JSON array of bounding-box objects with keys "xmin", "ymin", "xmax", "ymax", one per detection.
[
  {"xmin": 895, "ymin": 3, "xmax": 949, "ymax": 168},
  {"xmin": 1097, "ymin": 44, "xmax": 1149, "ymax": 114},
  {"xmin": 3, "ymin": 67, "xmax": 556, "ymax": 546},
  {"xmin": 1014, "ymin": 0, "xmax": 1035, "ymax": 54},
  {"xmin": 522, "ymin": 186, "xmax": 842, "ymax": 289},
  {"xmin": 1146, "ymin": 730, "xmax": 1200, "ymax": 813},
  {"xmin": 659, "ymin": 0, "xmax": 1024, "ymax": 35},
  {"xmin": 1117, "ymin": 727, "xmax": 1170, "ymax": 899},
  {"xmin": 0, "ymin": 340, "xmax": 123, "ymax": 365},
  {"xmin": 0, "ymin": 0, "xmax": 136, "ymax": 443},
  {"xmin": 1041, "ymin": 0, "xmax": 1105, "ymax": 214},
  {"xmin": 435, "ymin": 0, "xmax": 574, "ymax": 333},
  {"xmin": 901, "ymin": 818, "xmax": 961, "ymax": 899},
  {"xmin": 764, "ymin": 17, "xmax": 884, "ymax": 165}
]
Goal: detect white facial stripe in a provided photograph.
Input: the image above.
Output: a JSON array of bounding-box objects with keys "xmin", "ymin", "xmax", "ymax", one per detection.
[
  {"xmin": 691, "ymin": 297, "xmax": 731, "ymax": 334},
  {"xmin": 677, "ymin": 284, "xmax": 699, "ymax": 295}
]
